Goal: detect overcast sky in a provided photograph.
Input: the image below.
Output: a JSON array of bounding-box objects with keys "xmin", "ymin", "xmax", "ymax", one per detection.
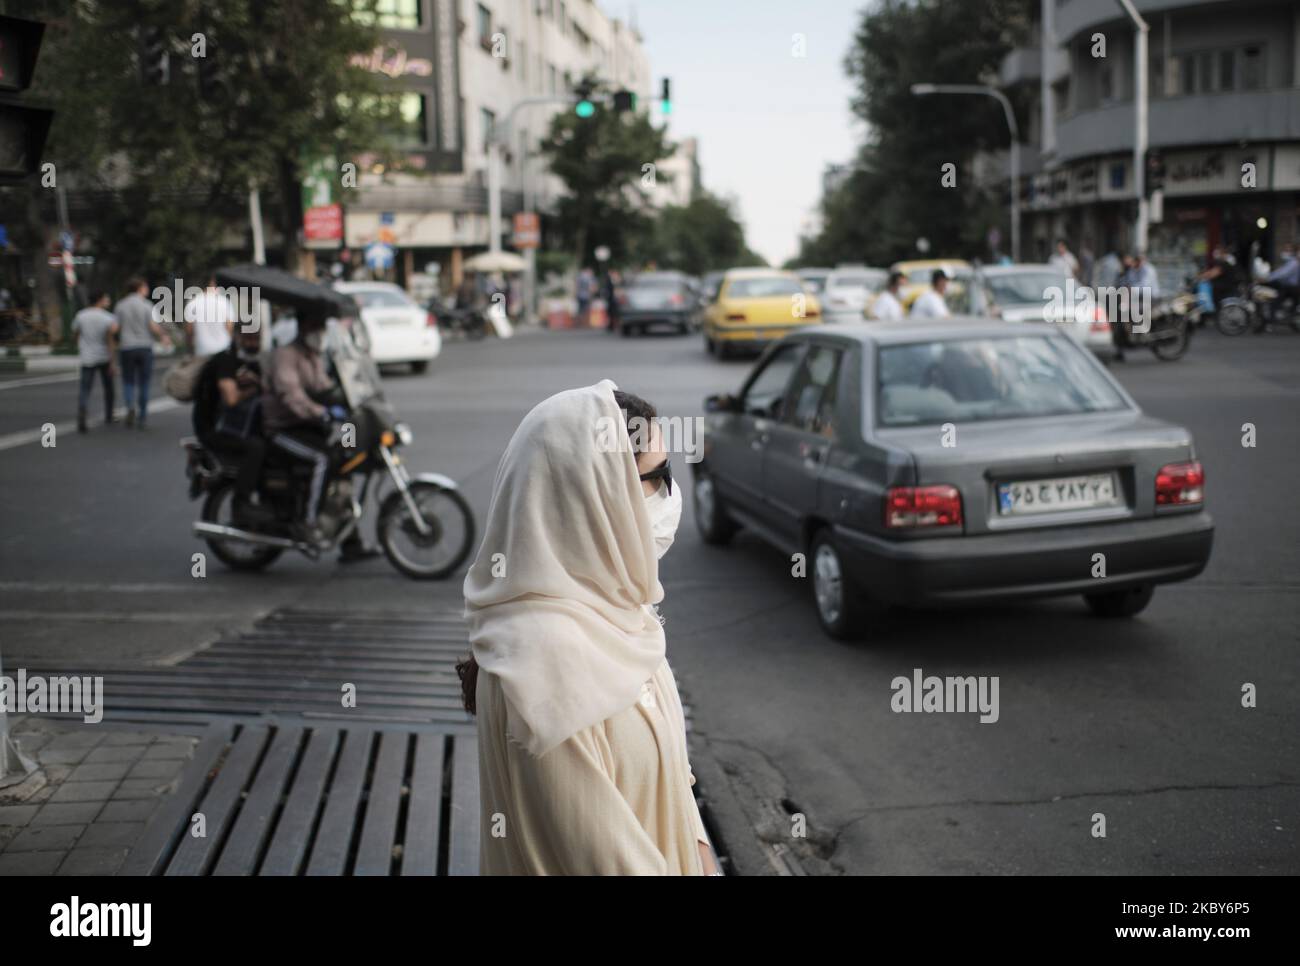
[{"xmin": 631, "ymin": 0, "xmax": 866, "ymax": 266}]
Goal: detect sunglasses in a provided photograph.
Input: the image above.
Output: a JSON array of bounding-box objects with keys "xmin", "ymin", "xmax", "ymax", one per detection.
[{"xmin": 639, "ymin": 457, "xmax": 672, "ymax": 496}]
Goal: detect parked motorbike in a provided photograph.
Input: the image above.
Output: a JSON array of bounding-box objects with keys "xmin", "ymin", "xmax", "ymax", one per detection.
[
  {"xmin": 1216, "ymin": 282, "xmax": 1300, "ymax": 336},
  {"xmin": 183, "ymin": 266, "xmax": 476, "ymax": 580},
  {"xmin": 429, "ymin": 296, "xmax": 488, "ymax": 340}
]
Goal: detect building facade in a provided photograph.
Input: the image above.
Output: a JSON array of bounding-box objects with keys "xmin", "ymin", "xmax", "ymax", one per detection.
[
  {"xmin": 343, "ymin": 0, "xmax": 653, "ymax": 287},
  {"xmin": 1002, "ymin": 0, "xmax": 1300, "ymax": 279}
]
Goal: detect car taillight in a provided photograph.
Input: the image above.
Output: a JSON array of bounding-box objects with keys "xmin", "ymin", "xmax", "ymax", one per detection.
[
  {"xmin": 1091, "ymin": 305, "xmax": 1109, "ymax": 332},
  {"xmin": 885, "ymin": 485, "xmax": 963, "ymax": 529},
  {"xmin": 1155, "ymin": 461, "xmax": 1204, "ymax": 506},
  {"xmin": 804, "ymin": 308, "xmax": 820, "ymax": 318},
  {"xmin": 725, "ymin": 312, "xmax": 747, "ymax": 322},
  {"xmin": 426, "ymin": 311, "xmax": 438, "ymax": 328},
  {"xmin": 669, "ymin": 292, "xmax": 684, "ymax": 306}
]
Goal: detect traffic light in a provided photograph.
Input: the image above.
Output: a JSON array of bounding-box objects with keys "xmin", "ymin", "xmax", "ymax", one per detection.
[
  {"xmin": 573, "ymin": 78, "xmax": 596, "ymax": 118},
  {"xmin": 660, "ymin": 78, "xmax": 672, "ymax": 115},
  {"xmin": 0, "ymin": 15, "xmax": 55, "ymax": 186},
  {"xmin": 139, "ymin": 26, "xmax": 170, "ymax": 86},
  {"xmin": 612, "ymin": 89, "xmax": 636, "ymax": 114}
]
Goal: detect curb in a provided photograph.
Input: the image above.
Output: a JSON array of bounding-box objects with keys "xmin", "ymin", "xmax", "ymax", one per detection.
[{"xmin": 688, "ymin": 732, "xmax": 780, "ymax": 877}]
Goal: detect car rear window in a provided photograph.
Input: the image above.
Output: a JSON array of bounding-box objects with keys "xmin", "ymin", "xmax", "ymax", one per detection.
[
  {"xmin": 728, "ymin": 276, "xmax": 804, "ymax": 298},
  {"xmin": 349, "ymin": 290, "xmax": 414, "ymax": 309},
  {"xmin": 876, "ymin": 335, "xmax": 1128, "ymax": 427},
  {"xmin": 629, "ymin": 277, "xmax": 685, "ymax": 291},
  {"xmin": 986, "ymin": 272, "xmax": 1070, "ymax": 306}
]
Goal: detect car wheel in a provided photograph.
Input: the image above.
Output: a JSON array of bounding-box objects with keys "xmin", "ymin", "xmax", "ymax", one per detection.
[
  {"xmin": 1084, "ymin": 584, "xmax": 1154, "ymax": 618},
  {"xmin": 621, "ymin": 323, "xmax": 634, "ymax": 337},
  {"xmin": 410, "ymin": 360, "xmax": 429, "ymax": 374},
  {"xmin": 810, "ymin": 529, "xmax": 873, "ymax": 640},
  {"xmin": 693, "ymin": 470, "xmax": 738, "ymax": 545}
]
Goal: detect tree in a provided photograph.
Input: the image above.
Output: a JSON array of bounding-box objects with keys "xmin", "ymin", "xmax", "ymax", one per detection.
[
  {"xmin": 10, "ymin": 0, "xmax": 398, "ymax": 297},
  {"xmin": 794, "ymin": 0, "xmax": 1034, "ymax": 267},
  {"xmin": 538, "ymin": 76, "xmax": 672, "ymax": 267},
  {"xmin": 635, "ymin": 193, "xmax": 764, "ymax": 273}
]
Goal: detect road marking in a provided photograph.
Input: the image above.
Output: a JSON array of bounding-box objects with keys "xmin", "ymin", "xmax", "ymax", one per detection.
[
  {"xmin": 0, "ymin": 372, "xmax": 80, "ymax": 390},
  {"xmin": 0, "ymin": 398, "xmax": 182, "ymax": 452}
]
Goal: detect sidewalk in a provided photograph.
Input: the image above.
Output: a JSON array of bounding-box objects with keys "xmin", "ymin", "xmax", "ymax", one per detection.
[{"xmin": 0, "ymin": 717, "xmax": 198, "ymax": 876}]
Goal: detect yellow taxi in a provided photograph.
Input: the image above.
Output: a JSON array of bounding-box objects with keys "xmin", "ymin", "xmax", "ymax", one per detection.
[
  {"xmin": 889, "ymin": 258, "xmax": 972, "ymax": 311},
  {"xmin": 702, "ymin": 268, "xmax": 822, "ymax": 357}
]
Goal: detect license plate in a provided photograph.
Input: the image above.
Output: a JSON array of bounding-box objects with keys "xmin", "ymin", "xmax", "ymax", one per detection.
[{"xmin": 997, "ymin": 473, "xmax": 1119, "ymax": 515}]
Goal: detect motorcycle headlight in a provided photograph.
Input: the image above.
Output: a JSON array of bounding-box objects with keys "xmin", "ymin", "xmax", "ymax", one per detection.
[{"xmin": 395, "ymin": 423, "xmax": 413, "ymax": 446}]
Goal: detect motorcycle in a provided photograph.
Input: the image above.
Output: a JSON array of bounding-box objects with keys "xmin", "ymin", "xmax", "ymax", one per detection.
[
  {"xmin": 1112, "ymin": 284, "xmax": 1194, "ymax": 362},
  {"xmin": 1216, "ymin": 282, "xmax": 1300, "ymax": 336},
  {"xmin": 429, "ymin": 295, "xmax": 487, "ymax": 340},
  {"xmin": 183, "ymin": 266, "xmax": 476, "ymax": 580}
]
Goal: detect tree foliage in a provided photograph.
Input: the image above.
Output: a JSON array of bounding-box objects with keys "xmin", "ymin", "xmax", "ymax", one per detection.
[
  {"xmin": 538, "ymin": 78, "xmax": 672, "ymax": 268},
  {"xmin": 8, "ymin": 0, "xmax": 395, "ymax": 288},
  {"xmin": 793, "ymin": 0, "xmax": 1035, "ymax": 268},
  {"xmin": 634, "ymin": 193, "xmax": 764, "ymax": 273}
]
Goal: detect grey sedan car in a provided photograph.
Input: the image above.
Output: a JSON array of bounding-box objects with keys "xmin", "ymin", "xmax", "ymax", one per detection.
[{"xmin": 692, "ymin": 320, "xmax": 1214, "ymax": 639}]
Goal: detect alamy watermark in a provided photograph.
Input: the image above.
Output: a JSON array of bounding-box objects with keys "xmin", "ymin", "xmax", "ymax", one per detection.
[
  {"xmin": 1043, "ymin": 279, "xmax": 1154, "ymax": 334},
  {"xmin": 596, "ymin": 413, "xmax": 704, "ymax": 464},
  {"xmin": 891, "ymin": 668, "xmax": 999, "ymax": 723},
  {"xmin": 151, "ymin": 280, "xmax": 263, "ymax": 333},
  {"xmin": 1, "ymin": 669, "xmax": 103, "ymax": 724}
]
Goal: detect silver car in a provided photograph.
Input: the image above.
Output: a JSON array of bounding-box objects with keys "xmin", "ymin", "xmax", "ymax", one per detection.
[
  {"xmin": 968, "ymin": 264, "xmax": 1116, "ymax": 359},
  {"xmin": 693, "ymin": 320, "xmax": 1214, "ymax": 639}
]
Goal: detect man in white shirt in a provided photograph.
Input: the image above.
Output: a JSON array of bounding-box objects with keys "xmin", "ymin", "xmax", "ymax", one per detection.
[
  {"xmin": 870, "ymin": 271, "xmax": 905, "ymax": 321},
  {"xmin": 185, "ymin": 277, "xmax": 234, "ymax": 356},
  {"xmin": 1049, "ymin": 239, "xmax": 1080, "ymax": 280},
  {"xmin": 910, "ymin": 269, "xmax": 952, "ymax": 319}
]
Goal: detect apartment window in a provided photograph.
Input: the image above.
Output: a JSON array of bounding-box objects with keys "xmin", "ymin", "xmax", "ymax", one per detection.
[
  {"xmin": 548, "ymin": 64, "xmax": 557, "ymax": 94},
  {"xmin": 558, "ymin": 2, "xmax": 567, "ymax": 34},
  {"xmin": 562, "ymin": 70, "xmax": 571, "ymax": 92},
  {"xmin": 1242, "ymin": 46, "xmax": 1263, "ymax": 89},
  {"xmin": 1197, "ymin": 51, "xmax": 1213, "ymax": 93},
  {"xmin": 355, "ymin": 0, "xmax": 422, "ymax": 29},
  {"xmin": 1179, "ymin": 53, "xmax": 1195, "ymax": 94},
  {"xmin": 1098, "ymin": 63, "xmax": 1114, "ymax": 102},
  {"xmin": 1150, "ymin": 55, "xmax": 1165, "ymax": 98},
  {"xmin": 477, "ymin": 4, "xmax": 492, "ymax": 47},
  {"xmin": 518, "ymin": 40, "xmax": 527, "ymax": 80},
  {"xmin": 481, "ymin": 107, "xmax": 496, "ymax": 154},
  {"xmin": 1219, "ymin": 50, "xmax": 1235, "ymax": 91}
]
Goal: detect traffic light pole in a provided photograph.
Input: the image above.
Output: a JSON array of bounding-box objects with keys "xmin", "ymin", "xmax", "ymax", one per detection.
[{"xmin": 1117, "ymin": 0, "xmax": 1150, "ymax": 254}]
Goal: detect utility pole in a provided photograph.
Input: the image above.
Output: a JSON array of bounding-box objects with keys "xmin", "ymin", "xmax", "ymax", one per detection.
[
  {"xmin": 911, "ymin": 83, "xmax": 1021, "ymax": 263},
  {"xmin": 1117, "ymin": 0, "xmax": 1150, "ymax": 253}
]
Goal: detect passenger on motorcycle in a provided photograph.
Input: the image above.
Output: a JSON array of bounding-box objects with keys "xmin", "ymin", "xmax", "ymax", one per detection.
[
  {"xmin": 262, "ymin": 308, "xmax": 347, "ymax": 547},
  {"xmin": 192, "ymin": 326, "xmax": 269, "ymax": 524}
]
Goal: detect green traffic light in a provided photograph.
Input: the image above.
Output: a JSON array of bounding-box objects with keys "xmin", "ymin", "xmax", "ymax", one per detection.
[
  {"xmin": 575, "ymin": 100, "xmax": 595, "ymax": 118},
  {"xmin": 661, "ymin": 100, "xmax": 672, "ymax": 115}
]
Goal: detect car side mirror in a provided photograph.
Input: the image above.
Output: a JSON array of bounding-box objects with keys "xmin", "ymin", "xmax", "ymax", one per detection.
[{"xmin": 705, "ymin": 393, "xmax": 738, "ymax": 413}]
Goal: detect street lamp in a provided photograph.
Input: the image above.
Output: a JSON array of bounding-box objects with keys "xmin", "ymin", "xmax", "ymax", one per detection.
[
  {"xmin": 910, "ymin": 82, "xmax": 1020, "ymax": 263},
  {"xmin": 1116, "ymin": 0, "xmax": 1150, "ymax": 254}
]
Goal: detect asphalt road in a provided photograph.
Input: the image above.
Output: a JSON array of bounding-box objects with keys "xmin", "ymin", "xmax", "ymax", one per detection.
[{"xmin": 1, "ymin": 323, "xmax": 1296, "ymax": 874}]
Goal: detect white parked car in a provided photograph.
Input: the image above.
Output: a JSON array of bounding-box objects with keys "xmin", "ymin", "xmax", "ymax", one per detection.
[
  {"xmin": 333, "ymin": 281, "xmax": 441, "ymax": 373},
  {"xmin": 969, "ymin": 265, "xmax": 1116, "ymax": 359},
  {"xmin": 822, "ymin": 268, "xmax": 888, "ymax": 324}
]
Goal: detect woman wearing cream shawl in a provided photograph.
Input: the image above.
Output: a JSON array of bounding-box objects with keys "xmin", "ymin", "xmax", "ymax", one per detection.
[{"xmin": 462, "ymin": 380, "xmax": 714, "ymax": 875}]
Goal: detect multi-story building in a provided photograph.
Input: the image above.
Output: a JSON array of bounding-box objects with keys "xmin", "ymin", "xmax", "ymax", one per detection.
[
  {"xmin": 342, "ymin": 0, "xmax": 653, "ymax": 287},
  {"xmin": 1002, "ymin": 0, "xmax": 1300, "ymax": 278}
]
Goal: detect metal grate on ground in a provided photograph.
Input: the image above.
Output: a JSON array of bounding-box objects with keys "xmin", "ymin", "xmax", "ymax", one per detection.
[
  {"xmin": 123, "ymin": 720, "xmax": 480, "ymax": 876},
  {"xmin": 19, "ymin": 608, "xmax": 474, "ymax": 730}
]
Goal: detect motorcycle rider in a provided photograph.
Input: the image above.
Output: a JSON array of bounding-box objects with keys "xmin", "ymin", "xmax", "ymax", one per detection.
[
  {"xmin": 1265, "ymin": 245, "xmax": 1300, "ymax": 312},
  {"xmin": 262, "ymin": 306, "xmax": 346, "ymax": 546},
  {"xmin": 193, "ymin": 325, "xmax": 270, "ymax": 524}
]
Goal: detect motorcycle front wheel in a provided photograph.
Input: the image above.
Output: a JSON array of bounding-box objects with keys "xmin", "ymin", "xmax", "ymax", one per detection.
[
  {"xmin": 1151, "ymin": 318, "xmax": 1191, "ymax": 361},
  {"xmin": 201, "ymin": 482, "xmax": 284, "ymax": 572},
  {"xmin": 377, "ymin": 481, "xmax": 476, "ymax": 580},
  {"xmin": 1216, "ymin": 303, "xmax": 1251, "ymax": 336}
]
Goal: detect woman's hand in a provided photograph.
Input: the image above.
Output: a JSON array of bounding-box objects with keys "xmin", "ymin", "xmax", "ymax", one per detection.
[{"xmin": 698, "ymin": 840, "xmax": 718, "ymax": 875}]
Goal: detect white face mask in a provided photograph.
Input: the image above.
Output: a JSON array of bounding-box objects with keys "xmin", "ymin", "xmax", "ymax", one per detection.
[
  {"xmin": 302, "ymin": 330, "xmax": 324, "ymax": 352},
  {"xmin": 645, "ymin": 480, "xmax": 682, "ymax": 559}
]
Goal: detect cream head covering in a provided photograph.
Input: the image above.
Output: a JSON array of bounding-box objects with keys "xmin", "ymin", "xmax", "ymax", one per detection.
[{"xmin": 463, "ymin": 379, "xmax": 665, "ymax": 757}]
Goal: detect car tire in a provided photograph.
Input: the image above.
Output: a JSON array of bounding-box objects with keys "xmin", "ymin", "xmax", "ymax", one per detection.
[
  {"xmin": 1084, "ymin": 584, "xmax": 1154, "ymax": 618},
  {"xmin": 693, "ymin": 470, "xmax": 738, "ymax": 545},
  {"xmin": 410, "ymin": 360, "xmax": 429, "ymax": 374},
  {"xmin": 810, "ymin": 529, "xmax": 876, "ymax": 641},
  {"xmin": 621, "ymin": 323, "xmax": 634, "ymax": 337}
]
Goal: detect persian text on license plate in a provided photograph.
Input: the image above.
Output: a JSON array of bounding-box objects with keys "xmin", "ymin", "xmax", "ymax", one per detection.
[{"xmin": 997, "ymin": 473, "xmax": 1119, "ymax": 515}]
